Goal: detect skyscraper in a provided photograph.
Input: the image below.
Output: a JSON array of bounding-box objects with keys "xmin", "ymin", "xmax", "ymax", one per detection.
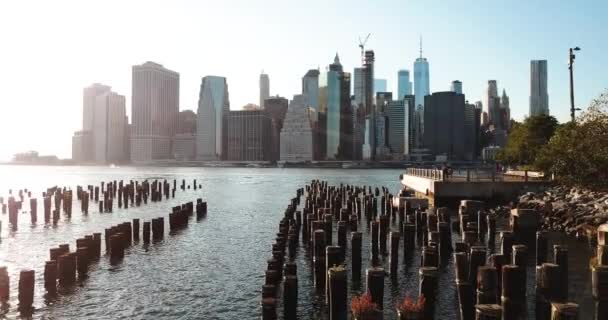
[
  {"xmin": 302, "ymin": 69, "xmax": 320, "ymax": 111},
  {"xmin": 280, "ymin": 95, "xmax": 314, "ymax": 161},
  {"xmin": 319, "ymin": 54, "xmax": 349, "ymax": 160},
  {"xmin": 500, "ymin": 89, "xmax": 511, "ymax": 130},
  {"xmin": 131, "ymin": 62, "xmax": 179, "ymax": 162},
  {"xmin": 83, "ymin": 83, "xmax": 111, "ymax": 131},
  {"xmin": 413, "ymin": 45, "xmax": 430, "ymax": 110},
  {"xmin": 423, "ymin": 92, "xmax": 466, "ymax": 160},
  {"xmin": 264, "ymin": 96, "xmax": 289, "ymax": 161},
  {"xmin": 397, "ymin": 70, "xmax": 412, "ymax": 100},
  {"xmin": 93, "ymin": 91, "xmax": 126, "ymax": 163},
  {"xmin": 196, "ymin": 76, "xmax": 229, "ymax": 160},
  {"xmin": 259, "ymin": 72, "xmax": 269, "ymax": 109},
  {"xmin": 172, "ymin": 110, "xmax": 197, "ymax": 161},
  {"xmin": 374, "ymin": 78, "xmax": 387, "ymax": 94},
  {"xmin": 364, "ymin": 50, "xmax": 376, "ymax": 160},
  {"xmin": 530, "ymin": 60, "xmax": 549, "ymax": 116},
  {"xmin": 485, "ymin": 80, "xmax": 500, "ymax": 127},
  {"xmin": 451, "ymin": 80, "xmax": 463, "ymax": 94},
  {"xmin": 225, "ymin": 110, "xmax": 272, "ymax": 161}
]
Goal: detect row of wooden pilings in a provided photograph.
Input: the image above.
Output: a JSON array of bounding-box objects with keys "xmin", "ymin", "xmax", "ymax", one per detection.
[
  {"xmin": 594, "ymin": 224, "xmax": 608, "ymax": 319},
  {"xmin": 0, "ymin": 198, "xmax": 207, "ymax": 313},
  {"xmin": 454, "ymin": 200, "xmax": 585, "ymax": 319},
  {"xmin": 0, "ymin": 178, "xmax": 201, "ymax": 234},
  {"xmin": 261, "ymin": 181, "xmax": 433, "ymax": 319}
]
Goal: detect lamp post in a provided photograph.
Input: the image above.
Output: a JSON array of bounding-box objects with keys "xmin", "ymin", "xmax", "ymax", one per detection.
[{"xmin": 569, "ymin": 47, "xmax": 581, "ymax": 122}]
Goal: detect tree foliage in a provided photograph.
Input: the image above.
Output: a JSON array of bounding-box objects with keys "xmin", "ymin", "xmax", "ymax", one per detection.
[
  {"xmin": 497, "ymin": 114, "xmax": 559, "ymax": 165},
  {"xmin": 536, "ymin": 90, "xmax": 608, "ymax": 187}
]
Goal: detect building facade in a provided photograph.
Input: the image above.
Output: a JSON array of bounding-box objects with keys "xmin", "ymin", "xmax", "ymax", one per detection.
[
  {"xmin": 224, "ymin": 110, "xmax": 272, "ymax": 161},
  {"xmin": 259, "ymin": 72, "xmax": 269, "ymax": 109},
  {"xmin": 264, "ymin": 96, "xmax": 288, "ymax": 161},
  {"xmin": 413, "ymin": 57, "xmax": 430, "ymax": 110},
  {"xmin": 397, "ymin": 70, "xmax": 412, "ymax": 100},
  {"xmin": 387, "ymin": 95, "xmax": 415, "ymax": 157},
  {"xmin": 302, "ymin": 69, "xmax": 320, "ymax": 112},
  {"xmin": 94, "ymin": 91, "xmax": 126, "ymax": 163},
  {"xmin": 530, "ymin": 60, "xmax": 549, "ymax": 116},
  {"xmin": 280, "ymin": 95, "xmax": 314, "ymax": 161},
  {"xmin": 196, "ymin": 76, "xmax": 229, "ymax": 160},
  {"xmin": 131, "ymin": 62, "xmax": 179, "ymax": 162},
  {"xmin": 423, "ymin": 91, "xmax": 466, "ymax": 160},
  {"xmin": 374, "ymin": 78, "xmax": 387, "ymax": 94},
  {"xmin": 451, "ymin": 80, "xmax": 463, "ymax": 94}
]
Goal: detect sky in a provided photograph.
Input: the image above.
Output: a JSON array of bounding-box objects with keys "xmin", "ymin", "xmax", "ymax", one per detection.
[{"xmin": 0, "ymin": 0, "xmax": 606, "ymax": 160}]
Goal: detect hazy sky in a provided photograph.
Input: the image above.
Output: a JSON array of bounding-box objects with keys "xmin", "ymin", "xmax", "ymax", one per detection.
[{"xmin": 1, "ymin": 0, "xmax": 606, "ymax": 160}]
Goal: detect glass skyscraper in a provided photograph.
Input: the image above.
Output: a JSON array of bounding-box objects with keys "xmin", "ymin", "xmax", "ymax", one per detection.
[
  {"xmin": 319, "ymin": 68, "xmax": 341, "ymax": 159},
  {"xmin": 413, "ymin": 57, "xmax": 430, "ymax": 110},
  {"xmin": 196, "ymin": 76, "xmax": 229, "ymax": 160},
  {"xmin": 397, "ymin": 70, "xmax": 412, "ymax": 100}
]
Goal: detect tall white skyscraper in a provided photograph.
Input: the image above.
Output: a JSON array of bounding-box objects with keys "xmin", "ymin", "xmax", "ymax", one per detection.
[
  {"xmin": 530, "ymin": 60, "xmax": 549, "ymax": 116},
  {"xmin": 93, "ymin": 91, "xmax": 126, "ymax": 163},
  {"xmin": 131, "ymin": 62, "xmax": 179, "ymax": 162},
  {"xmin": 259, "ymin": 72, "xmax": 269, "ymax": 108},
  {"xmin": 83, "ymin": 83, "xmax": 111, "ymax": 131},
  {"xmin": 302, "ymin": 69, "xmax": 319, "ymax": 111},
  {"xmin": 196, "ymin": 76, "xmax": 230, "ymax": 160},
  {"xmin": 397, "ymin": 70, "xmax": 412, "ymax": 99}
]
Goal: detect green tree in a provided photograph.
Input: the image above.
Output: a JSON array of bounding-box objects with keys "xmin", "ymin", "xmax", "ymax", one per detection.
[
  {"xmin": 536, "ymin": 90, "xmax": 608, "ymax": 187},
  {"xmin": 497, "ymin": 115, "xmax": 558, "ymax": 166}
]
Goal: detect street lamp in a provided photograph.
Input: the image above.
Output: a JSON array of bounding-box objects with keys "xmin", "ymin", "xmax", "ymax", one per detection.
[{"xmin": 569, "ymin": 46, "xmax": 581, "ymax": 122}]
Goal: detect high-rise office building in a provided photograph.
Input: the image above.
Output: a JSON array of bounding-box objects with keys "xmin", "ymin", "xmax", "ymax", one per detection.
[
  {"xmin": 302, "ymin": 69, "xmax": 320, "ymax": 112},
  {"xmin": 364, "ymin": 50, "xmax": 376, "ymax": 160},
  {"xmin": 530, "ymin": 60, "xmax": 549, "ymax": 116},
  {"xmin": 451, "ymin": 80, "xmax": 463, "ymax": 94},
  {"xmin": 464, "ymin": 102, "xmax": 478, "ymax": 161},
  {"xmin": 375, "ymin": 92, "xmax": 392, "ymax": 113},
  {"xmin": 413, "ymin": 49, "xmax": 430, "ymax": 110},
  {"xmin": 386, "ymin": 95, "xmax": 416, "ymax": 156},
  {"xmin": 224, "ymin": 110, "xmax": 272, "ymax": 161},
  {"xmin": 423, "ymin": 92, "xmax": 466, "ymax": 160},
  {"xmin": 319, "ymin": 54, "xmax": 352, "ymax": 160},
  {"xmin": 131, "ymin": 62, "xmax": 179, "ymax": 162},
  {"xmin": 83, "ymin": 83, "xmax": 111, "ymax": 132},
  {"xmin": 172, "ymin": 110, "xmax": 197, "ymax": 161},
  {"xmin": 259, "ymin": 72, "xmax": 269, "ymax": 109},
  {"xmin": 500, "ymin": 89, "xmax": 511, "ymax": 130},
  {"xmin": 485, "ymin": 80, "xmax": 500, "ymax": 127},
  {"xmin": 374, "ymin": 78, "xmax": 387, "ymax": 94},
  {"xmin": 397, "ymin": 70, "xmax": 412, "ymax": 99},
  {"xmin": 280, "ymin": 95, "xmax": 314, "ymax": 161},
  {"xmin": 93, "ymin": 91, "xmax": 126, "ymax": 163},
  {"xmin": 71, "ymin": 131, "xmax": 93, "ymax": 163},
  {"xmin": 196, "ymin": 76, "xmax": 229, "ymax": 160},
  {"xmin": 264, "ymin": 96, "xmax": 289, "ymax": 161}
]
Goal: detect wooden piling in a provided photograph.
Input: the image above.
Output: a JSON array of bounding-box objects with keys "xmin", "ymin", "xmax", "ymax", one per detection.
[
  {"xmin": 553, "ymin": 245, "xmax": 569, "ymax": 301},
  {"xmin": 283, "ymin": 275, "xmax": 298, "ymax": 319},
  {"xmin": 44, "ymin": 261, "xmax": 57, "ymax": 293},
  {"xmin": 475, "ymin": 304, "xmax": 502, "ymax": 320},
  {"xmin": 366, "ymin": 267, "xmax": 385, "ymax": 310},
  {"xmin": 18, "ymin": 269, "xmax": 35, "ymax": 310},
  {"xmin": 550, "ymin": 302, "xmax": 578, "ymax": 320},
  {"xmin": 371, "ymin": 220, "xmax": 380, "ymax": 266},
  {"xmin": 512, "ymin": 245, "xmax": 528, "ymax": 269},
  {"xmin": 390, "ymin": 231, "xmax": 400, "ymax": 278},
  {"xmin": 328, "ymin": 266, "xmax": 347, "ymax": 320},
  {"xmin": 420, "ymin": 266, "xmax": 439, "ymax": 319},
  {"xmin": 351, "ymin": 232, "xmax": 362, "ymax": 281},
  {"xmin": 536, "ymin": 231, "xmax": 548, "ymax": 266},
  {"xmin": 0, "ymin": 266, "xmax": 8, "ymax": 301},
  {"xmin": 592, "ymin": 265, "xmax": 608, "ymax": 320},
  {"xmin": 477, "ymin": 266, "xmax": 498, "ymax": 304},
  {"xmin": 143, "ymin": 221, "xmax": 151, "ymax": 243},
  {"xmin": 501, "ymin": 265, "xmax": 526, "ymax": 320}
]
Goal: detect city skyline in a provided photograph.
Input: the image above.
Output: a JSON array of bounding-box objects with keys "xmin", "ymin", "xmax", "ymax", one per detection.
[{"xmin": 1, "ymin": 0, "xmax": 606, "ymax": 160}]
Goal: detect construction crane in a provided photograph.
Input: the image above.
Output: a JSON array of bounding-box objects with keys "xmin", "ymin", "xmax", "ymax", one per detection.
[{"xmin": 358, "ymin": 33, "xmax": 371, "ymax": 63}]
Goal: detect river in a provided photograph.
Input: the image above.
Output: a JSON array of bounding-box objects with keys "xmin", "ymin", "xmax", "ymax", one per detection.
[{"xmin": 0, "ymin": 165, "xmax": 596, "ymax": 319}]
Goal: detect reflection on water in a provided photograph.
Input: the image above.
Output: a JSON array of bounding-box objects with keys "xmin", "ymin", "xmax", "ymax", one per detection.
[{"xmin": 0, "ymin": 165, "xmax": 596, "ymax": 319}]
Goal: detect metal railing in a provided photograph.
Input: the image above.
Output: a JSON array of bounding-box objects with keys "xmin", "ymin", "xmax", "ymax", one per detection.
[{"xmin": 405, "ymin": 167, "xmax": 552, "ymax": 182}]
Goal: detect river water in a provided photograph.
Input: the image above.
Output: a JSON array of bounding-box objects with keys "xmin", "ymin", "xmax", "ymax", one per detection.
[{"xmin": 0, "ymin": 165, "xmax": 596, "ymax": 319}]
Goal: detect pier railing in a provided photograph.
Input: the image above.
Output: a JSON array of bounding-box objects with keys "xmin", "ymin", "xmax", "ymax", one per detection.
[{"xmin": 404, "ymin": 167, "xmax": 551, "ymax": 182}]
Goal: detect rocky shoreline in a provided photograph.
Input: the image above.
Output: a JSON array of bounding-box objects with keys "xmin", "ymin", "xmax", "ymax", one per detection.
[{"xmin": 495, "ymin": 185, "xmax": 608, "ymax": 240}]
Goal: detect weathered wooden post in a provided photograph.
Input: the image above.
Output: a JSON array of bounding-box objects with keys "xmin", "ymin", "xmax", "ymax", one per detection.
[
  {"xmin": 328, "ymin": 265, "xmax": 347, "ymax": 320},
  {"xmin": 469, "ymin": 247, "xmax": 487, "ymax": 290},
  {"xmin": 109, "ymin": 234, "xmax": 124, "ymax": 261},
  {"xmin": 477, "ymin": 266, "xmax": 498, "ymax": 304},
  {"xmin": 512, "ymin": 245, "xmax": 528, "ymax": 269},
  {"xmin": 261, "ymin": 297, "xmax": 277, "ymax": 320},
  {"xmin": 76, "ymin": 246, "xmax": 89, "ymax": 278},
  {"xmin": 554, "ymin": 245, "xmax": 569, "ymax": 301},
  {"xmin": 366, "ymin": 267, "xmax": 385, "ymax": 310},
  {"xmin": 501, "ymin": 265, "xmax": 526, "ymax": 320},
  {"xmin": 420, "ymin": 266, "xmax": 439, "ymax": 319},
  {"xmin": 592, "ymin": 265, "xmax": 608, "ymax": 320},
  {"xmin": 58, "ymin": 253, "xmax": 76, "ymax": 286},
  {"xmin": 313, "ymin": 229, "xmax": 326, "ymax": 290},
  {"xmin": 18, "ymin": 269, "xmax": 35, "ymax": 310},
  {"xmin": 0, "ymin": 266, "xmax": 9, "ymax": 301},
  {"xmin": 351, "ymin": 232, "xmax": 362, "ymax": 281},
  {"xmin": 44, "ymin": 261, "xmax": 57, "ymax": 293},
  {"xmin": 30, "ymin": 198, "xmax": 37, "ymax": 224},
  {"xmin": 537, "ymin": 231, "xmax": 548, "ymax": 266},
  {"xmin": 371, "ymin": 220, "xmax": 380, "ymax": 266},
  {"xmin": 283, "ymin": 274, "xmax": 298, "ymax": 319},
  {"xmin": 143, "ymin": 221, "xmax": 151, "ymax": 243},
  {"xmin": 550, "ymin": 302, "xmax": 578, "ymax": 319},
  {"xmin": 500, "ymin": 232, "xmax": 514, "ymax": 260},
  {"xmin": 390, "ymin": 231, "xmax": 400, "ymax": 279},
  {"xmin": 326, "ymin": 246, "xmax": 343, "ymax": 301},
  {"xmin": 133, "ymin": 218, "xmax": 140, "ymax": 241}
]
